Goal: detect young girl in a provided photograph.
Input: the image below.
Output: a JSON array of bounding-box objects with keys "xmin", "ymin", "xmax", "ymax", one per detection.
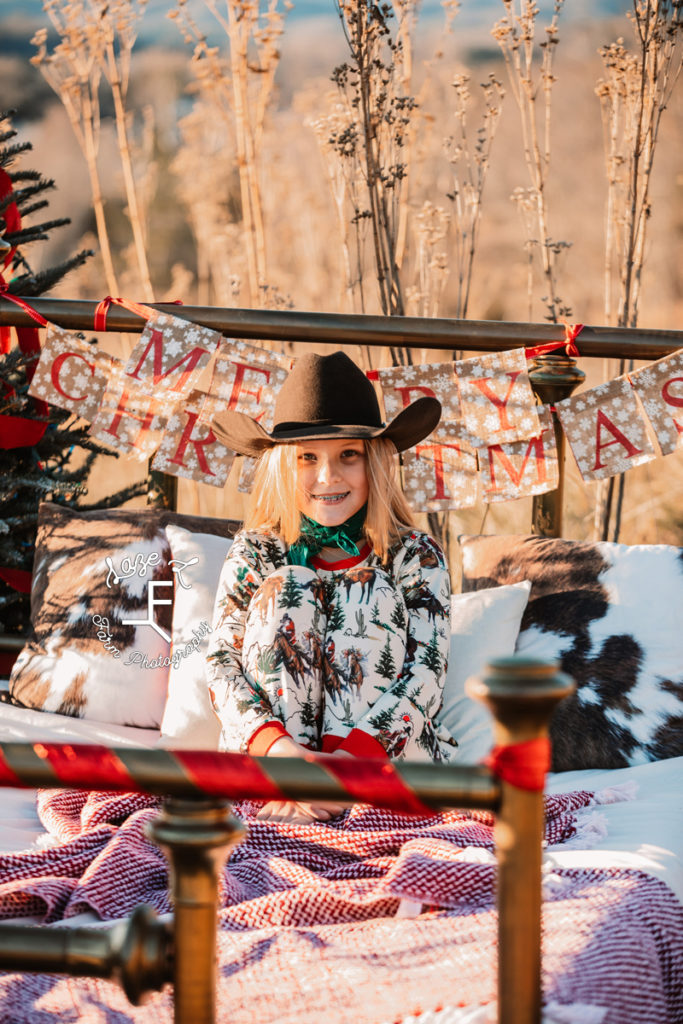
[{"xmin": 207, "ymin": 351, "xmax": 454, "ymax": 823}]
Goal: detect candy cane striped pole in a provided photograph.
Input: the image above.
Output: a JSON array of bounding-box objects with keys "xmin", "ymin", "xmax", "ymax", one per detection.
[{"xmin": 0, "ymin": 743, "xmax": 500, "ymax": 814}]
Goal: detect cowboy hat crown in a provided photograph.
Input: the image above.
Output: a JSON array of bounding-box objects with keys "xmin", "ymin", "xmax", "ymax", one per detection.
[{"xmin": 211, "ymin": 350, "xmax": 440, "ymax": 457}]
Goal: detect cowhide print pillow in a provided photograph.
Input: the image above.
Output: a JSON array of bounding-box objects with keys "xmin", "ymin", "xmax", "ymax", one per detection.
[
  {"xmin": 460, "ymin": 534, "xmax": 683, "ymax": 772},
  {"xmin": 8, "ymin": 502, "xmax": 238, "ymax": 728}
]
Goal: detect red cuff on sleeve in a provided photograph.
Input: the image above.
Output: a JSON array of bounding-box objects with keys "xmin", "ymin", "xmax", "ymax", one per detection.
[
  {"xmin": 321, "ymin": 734, "xmax": 344, "ymax": 754},
  {"xmin": 247, "ymin": 721, "xmax": 291, "ymax": 757},
  {"xmin": 337, "ymin": 728, "xmax": 389, "ymax": 760}
]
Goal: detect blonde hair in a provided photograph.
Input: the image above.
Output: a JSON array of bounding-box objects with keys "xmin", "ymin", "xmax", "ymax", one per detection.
[{"xmin": 244, "ymin": 436, "xmax": 416, "ymax": 562}]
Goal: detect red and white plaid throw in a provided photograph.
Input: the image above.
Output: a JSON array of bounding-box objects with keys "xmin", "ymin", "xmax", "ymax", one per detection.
[{"xmin": 0, "ymin": 789, "xmax": 681, "ymax": 1024}]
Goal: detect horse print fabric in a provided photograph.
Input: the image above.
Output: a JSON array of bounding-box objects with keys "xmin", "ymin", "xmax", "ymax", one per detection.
[
  {"xmin": 206, "ymin": 529, "xmax": 455, "ymax": 761},
  {"xmin": 8, "ymin": 502, "xmax": 237, "ymax": 728},
  {"xmin": 460, "ymin": 534, "xmax": 683, "ymax": 772}
]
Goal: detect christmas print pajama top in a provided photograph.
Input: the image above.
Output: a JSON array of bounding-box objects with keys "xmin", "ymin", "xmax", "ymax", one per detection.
[{"xmin": 205, "ymin": 528, "xmax": 454, "ymax": 762}]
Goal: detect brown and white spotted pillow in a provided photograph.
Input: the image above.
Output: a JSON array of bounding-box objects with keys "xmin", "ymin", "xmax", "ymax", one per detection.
[
  {"xmin": 460, "ymin": 534, "xmax": 683, "ymax": 772},
  {"xmin": 8, "ymin": 502, "xmax": 237, "ymax": 728}
]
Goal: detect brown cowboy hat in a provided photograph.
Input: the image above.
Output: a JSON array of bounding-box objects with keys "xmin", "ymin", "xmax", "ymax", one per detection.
[{"xmin": 211, "ymin": 350, "xmax": 441, "ymax": 458}]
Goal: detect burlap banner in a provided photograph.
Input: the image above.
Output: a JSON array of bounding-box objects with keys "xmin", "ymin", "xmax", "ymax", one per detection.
[
  {"xmin": 151, "ymin": 389, "xmax": 236, "ymax": 487},
  {"xmin": 555, "ymin": 375, "xmax": 656, "ymax": 482},
  {"xmin": 400, "ymin": 426, "xmax": 478, "ymax": 512},
  {"xmin": 454, "ymin": 347, "xmax": 540, "ymax": 445},
  {"xmin": 29, "ymin": 324, "xmax": 113, "ymax": 421},
  {"xmin": 27, "ymin": 320, "xmax": 683, "ymax": 510},
  {"xmin": 124, "ymin": 310, "xmax": 220, "ymax": 398},
  {"xmin": 629, "ymin": 350, "xmax": 683, "ymax": 457}
]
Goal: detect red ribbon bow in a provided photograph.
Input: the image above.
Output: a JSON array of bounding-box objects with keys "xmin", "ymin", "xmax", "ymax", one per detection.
[
  {"xmin": 525, "ymin": 322, "xmax": 584, "ymax": 361},
  {"xmin": 485, "ymin": 737, "xmax": 551, "ymax": 792}
]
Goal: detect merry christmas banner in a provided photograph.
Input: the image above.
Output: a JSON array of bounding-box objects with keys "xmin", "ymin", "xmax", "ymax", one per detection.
[{"xmin": 27, "ymin": 315, "xmax": 683, "ymax": 511}]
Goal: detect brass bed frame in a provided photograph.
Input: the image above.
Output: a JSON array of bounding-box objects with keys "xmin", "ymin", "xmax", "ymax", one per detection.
[{"xmin": 0, "ymin": 298, "xmax": 681, "ymax": 1024}]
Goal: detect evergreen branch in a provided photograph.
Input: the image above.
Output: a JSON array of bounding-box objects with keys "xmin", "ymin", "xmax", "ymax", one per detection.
[
  {"xmin": 0, "ymin": 513, "xmax": 40, "ymax": 532},
  {"xmin": 1, "ymin": 142, "xmax": 32, "ymax": 166},
  {"xmin": 0, "ymin": 181, "xmax": 55, "ymax": 215},
  {"xmin": 11, "ymin": 250, "xmax": 94, "ymax": 296},
  {"xmin": 75, "ymin": 479, "xmax": 149, "ymax": 511},
  {"xmin": 0, "ymin": 591, "xmax": 25, "ymax": 612},
  {"xmin": 7, "ymin": 170, "xmax": 43, "ymax": 184},
  {"xmin": 4, "ymin": 219, "xmax": 72, "ymax": 243},
  {"xmin": 14, "ymin": 200, "xmax": 49, "ymax": 219}
]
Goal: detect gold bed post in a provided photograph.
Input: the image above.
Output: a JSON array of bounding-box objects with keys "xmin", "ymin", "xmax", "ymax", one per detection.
[
  {"xmin": 528, "ymin": 353, "xmax": 585, "ymax": 538},
  {"xmin": 467, "ymin": 658, "xmax": 574, "ymax": 1024},
  {"xmin": 147, "ymin": 798, "xmax": 245, "ymax": 1024}
]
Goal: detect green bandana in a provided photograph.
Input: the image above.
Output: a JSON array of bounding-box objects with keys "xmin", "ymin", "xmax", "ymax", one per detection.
[{"xmin": 287, "ymin": 504, "xmax": 368, "ymax": 568}]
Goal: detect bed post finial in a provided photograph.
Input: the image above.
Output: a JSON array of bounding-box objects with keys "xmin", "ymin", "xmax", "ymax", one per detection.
[
  {"xmin": 467, "ymin": 657, "xmax": 574, "ymax": 1024},
  {"xmin": 147, "ymin": 797, "xmax": 245, "ymax": 1024}
]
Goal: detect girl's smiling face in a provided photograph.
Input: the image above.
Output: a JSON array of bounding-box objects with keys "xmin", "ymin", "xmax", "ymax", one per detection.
[{"xmin": 295, "ymin": 438, "xmax": 369, "ymax": 526}]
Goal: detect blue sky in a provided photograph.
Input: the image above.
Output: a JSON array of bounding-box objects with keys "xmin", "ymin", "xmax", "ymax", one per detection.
[{"xmin": 0, "ymin": 0, "xmax": 624, "ymax": 26}]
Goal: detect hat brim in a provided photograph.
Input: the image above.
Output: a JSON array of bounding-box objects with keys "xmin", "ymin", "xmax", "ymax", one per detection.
[{"xmin": 211, "ymin": 396, "xmax": 441, "ymax": 458}]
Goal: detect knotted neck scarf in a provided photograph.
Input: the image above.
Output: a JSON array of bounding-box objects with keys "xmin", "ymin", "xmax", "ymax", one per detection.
[{"xmin": 287, "ymin": 504, "xmax": 368, "ymax": 568}]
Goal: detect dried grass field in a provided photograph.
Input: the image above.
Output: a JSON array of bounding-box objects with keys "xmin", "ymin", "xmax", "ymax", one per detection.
[{"xmin": 3, "ymin": 1, "xmax": 682, "ymax": 553}]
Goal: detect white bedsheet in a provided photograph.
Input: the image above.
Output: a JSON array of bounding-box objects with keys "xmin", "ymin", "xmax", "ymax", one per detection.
[
  {"xmin": 0, "ymin": 703, "xmax": 681, "ymax": 904},
  {"xmin": 546, "ymin": 756, "xmax": 683, "ymax": 902},
  {"xmin": 0, "ymin": 703, "xmax": 159, "ymax": 857}
]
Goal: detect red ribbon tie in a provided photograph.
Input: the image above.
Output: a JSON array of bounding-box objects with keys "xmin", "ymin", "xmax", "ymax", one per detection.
[{"xmin": 485, "ymin": 737, "xmax": 551, "ymax": 792}]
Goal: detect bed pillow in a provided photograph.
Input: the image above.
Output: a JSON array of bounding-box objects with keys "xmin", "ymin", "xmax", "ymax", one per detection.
[
  {"xmin": 8, "ymin": 502, "xmax": 236, "ymax": 728},
  {"xmin": 158, "ymin": 526, "xmax": 232, "ymax": 749},
  {"xmin": 460, "ymin": 534, "xmax": 683, "ymax": 772},
  {"xmin": 436, "ymin": 581, "xmax": 532, "ymax": 764}
]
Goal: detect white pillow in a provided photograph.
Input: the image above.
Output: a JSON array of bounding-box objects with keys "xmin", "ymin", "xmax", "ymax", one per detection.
[
  {"xmin": 158, "ymin": 526, "xmax": 232, "ymax": 749},
  {"xmin": 436, "ymin": 581, "xmax": 532, "ymax": 764}
]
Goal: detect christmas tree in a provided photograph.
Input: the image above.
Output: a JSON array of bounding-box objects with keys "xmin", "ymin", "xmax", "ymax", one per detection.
[
  {"xmin": 0, "ymin": 111, "xmax": 147, "ymax": 636},
  {"xmin": 278, "ymin": 568, "xmax": 303, "ymax": 609},
  {"xmin": 419, "ymin": 626, "xmax": 443, "ymax": 674},
  {"xmin": 374, "ymin": 634, "xmax": 396, "ymax": 683}
]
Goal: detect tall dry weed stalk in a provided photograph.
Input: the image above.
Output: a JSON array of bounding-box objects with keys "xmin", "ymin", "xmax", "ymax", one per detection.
[
  {"xmin": 32, "ymin": 0, "xmax": 153, "ymax": 299},
  {"xmin": 407, "ymin": 200, "xmax": 450, "ymax": 319},
  {"xmin": 331, "ymin": 1, "xmax": 418, "ymax": 328},
  {"xmin": 170, "ymin": 0, "xmax": 290, "ymax": 306},
  {"xmin": 32, "ymin": 2, "xmax": 118, "ymax": 294},
  {"xmin": 96, "ymin": 0, "xmax": 153, "ymax": 299},
  {"xmin": 307, "ymin": 96, "xmax": 370, "ymax": 314},
  {"xmin": 593, "ymin": 0, "xmax": 683, "ymax": 541},
  {"xmin": 492, "ymin": 0, "xmax": 572, "ymax": 323},
  {"xmin": 597, "ymin": 2, "xmax": 683, "ymax": 331},
  {"xmin": 172, "ymin": 97, "xmax": 244, "ymax": 306},
  {"xmin": 445, "ymin": 71, "xmax": 505, "ymax": 319}
]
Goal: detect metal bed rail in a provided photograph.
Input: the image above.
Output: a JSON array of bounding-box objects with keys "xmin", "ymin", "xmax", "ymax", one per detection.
[
  {"xmin": 0, "ymin": 658, "xmax": 574, "ymax": 1024},
  {"xmin": 3, "ymin": 298, "xmax": 682, "ymax": 535},
  {"xmin": 2, "ymin": 299, "xmax": 679, "ymax": 1020}
]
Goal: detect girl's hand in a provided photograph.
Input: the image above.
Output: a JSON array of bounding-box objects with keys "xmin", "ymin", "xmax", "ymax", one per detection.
[
  {"xmin": 256, "ymin": 738, "xmax": 353, "ymax": 822},
  {"xmin": 255, "ymin": 800, "xmax": 346, "ymax": 824}
]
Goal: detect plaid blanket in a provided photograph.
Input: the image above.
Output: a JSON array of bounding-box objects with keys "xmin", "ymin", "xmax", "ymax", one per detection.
[{"xmin": 0, "ymin": 790, "xmax": 681, "ymax": 1024}]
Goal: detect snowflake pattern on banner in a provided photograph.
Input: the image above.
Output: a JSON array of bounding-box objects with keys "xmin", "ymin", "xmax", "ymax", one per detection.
[
  {"xmin": 207, "ymin": 338, "xmax": 291, "ymax": 422},
  {"xmin": 629, "ymin": 349, "xmax": 683, "ymax": 456},
  {"xmin": 88, "ymin": 364, "xmax": 169, "ymax": 461},
  {"xmin": 377, "ymin": 362, "xmax": 460, "ymax": 423},
  {"xmin": 123, "ymin": 311, "xmax": 220, "ymax": 399},
  {"xmin": 555, "ymin": 375, "xmax": 656, "ymax": 482},
  {"xmin": 400, "ymin": 427, "xmax": 478, "ymax": 511},
  {"xmin": 152, "ymin": 389, "xmax": 235, "ymax": 488},
  {"xmin": 480, "ymin": 405, "xmax": 559, "ymax": 503},
  {"xmin": 28, "ymin": 325, "xmax": 112, "ymax": 423},
  {"xmin": 455, "ymin": 347, "xmax": 540, "ymax": 445}
]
